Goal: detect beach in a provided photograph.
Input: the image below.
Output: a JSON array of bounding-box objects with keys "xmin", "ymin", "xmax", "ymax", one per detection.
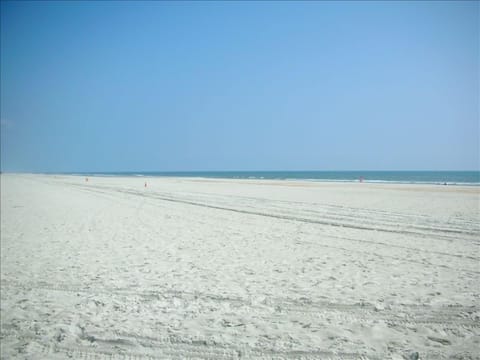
[{"xmin": 1, "ymin": 174, "xmax": 479, "ymax": 359}]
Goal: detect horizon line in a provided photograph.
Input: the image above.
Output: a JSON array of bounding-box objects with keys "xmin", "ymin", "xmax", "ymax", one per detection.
[{"xmin": 2, "ymin": 169, "xmax": 480, "ymax": 174}]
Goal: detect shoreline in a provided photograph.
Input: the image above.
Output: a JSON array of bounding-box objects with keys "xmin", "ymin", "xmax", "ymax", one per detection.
[{"xmin": 3, "ymin": 172, "xmax": 480, "ymax": 187}]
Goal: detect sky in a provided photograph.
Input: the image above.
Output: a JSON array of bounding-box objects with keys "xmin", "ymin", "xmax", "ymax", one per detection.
[{"xmin": 1, "ymin": 1, "xmax": 478, "ymax": 172}]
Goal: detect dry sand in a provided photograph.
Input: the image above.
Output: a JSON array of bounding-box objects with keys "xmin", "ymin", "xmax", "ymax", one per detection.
[{"xmin": 1, "ymin": 174, "xmax": 479, "ymax": 359}]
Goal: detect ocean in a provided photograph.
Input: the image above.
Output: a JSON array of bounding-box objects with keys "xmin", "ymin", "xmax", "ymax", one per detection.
[{"xmin": 71, "ymin": 171, "xmax": 480, "ymax": 185}]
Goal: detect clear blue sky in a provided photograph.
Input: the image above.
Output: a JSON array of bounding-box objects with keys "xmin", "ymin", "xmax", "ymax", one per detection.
[{"xmin": 1, "ymin": 1, "xmax": 478, "ymax": 172}]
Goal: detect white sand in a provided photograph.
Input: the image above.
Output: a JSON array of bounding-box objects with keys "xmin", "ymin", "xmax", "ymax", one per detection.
[{"xmin": 1, "ymin": 174, "xmax": 479, "ymax": 359}]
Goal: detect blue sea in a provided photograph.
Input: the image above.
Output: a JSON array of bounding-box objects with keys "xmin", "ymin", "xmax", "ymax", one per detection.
[{"xmin": 71, "ymin": 171, "xmax": 480, "ymax": 186}]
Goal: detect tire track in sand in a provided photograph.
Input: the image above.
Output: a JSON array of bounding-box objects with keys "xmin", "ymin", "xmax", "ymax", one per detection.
[{"xmin": 2, "ymin": 280, "xmax": 478, "ymax": 330}]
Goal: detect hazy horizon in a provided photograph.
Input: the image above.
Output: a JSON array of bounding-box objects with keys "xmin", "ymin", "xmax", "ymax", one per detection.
[{"xmin": 3, "ymin": 169, "xmax": 480, "ymax": 173}]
